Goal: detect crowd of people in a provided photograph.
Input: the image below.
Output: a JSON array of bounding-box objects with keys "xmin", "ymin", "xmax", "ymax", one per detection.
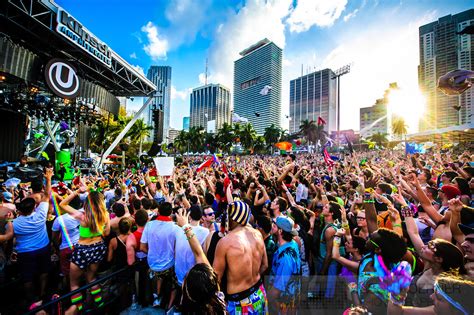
[{"xmin": 0, "ymin": 148, "xmax": 474, "ymax": 315}]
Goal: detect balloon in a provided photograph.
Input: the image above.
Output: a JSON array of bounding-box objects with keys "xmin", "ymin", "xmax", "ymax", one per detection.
[
  {"xmin": 438, "ymin": 69, "xmax": 474, "ymax": 96},
  {"xmin": 275, "ymin": 142, "xmax": 292, "ymax": 151}
]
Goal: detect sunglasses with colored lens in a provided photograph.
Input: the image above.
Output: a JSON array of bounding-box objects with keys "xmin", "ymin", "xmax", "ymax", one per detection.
[{"xmin": 205, "ymin": 212, "xmax": 215, "ymax": 216}]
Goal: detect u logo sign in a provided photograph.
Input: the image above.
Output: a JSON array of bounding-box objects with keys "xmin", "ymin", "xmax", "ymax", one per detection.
[{"xmin": 44, "ymin": 59, "xmax": 80, "ymax": 99}]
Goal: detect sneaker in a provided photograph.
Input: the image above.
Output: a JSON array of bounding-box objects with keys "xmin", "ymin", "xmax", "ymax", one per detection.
[{"xmin": 152, "ymin": 294, "xmax": 161, "ymax": 308}]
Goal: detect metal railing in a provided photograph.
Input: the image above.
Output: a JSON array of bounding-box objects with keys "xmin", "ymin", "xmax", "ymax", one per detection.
[{"xmin": 25, "ymin": 264, "xmax": 133, "ymax": 315}]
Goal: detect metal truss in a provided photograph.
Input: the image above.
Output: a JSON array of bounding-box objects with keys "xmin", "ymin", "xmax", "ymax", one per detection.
[{"xmin": 5, "ymin": 0, "xmax": 156, "ymax": 97}]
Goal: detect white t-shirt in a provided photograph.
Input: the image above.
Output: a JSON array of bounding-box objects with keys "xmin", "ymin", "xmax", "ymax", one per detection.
[
  {"xmin": 174, "ymin": 225, "xmax": 209, "ymax": 285},
  {"xmin": 52, "ymin": 213, "xmax": 81, "ymax": 250},
  {"xmin": 141, "ymin": 219, "xmax": 180, "ymax": 272}
]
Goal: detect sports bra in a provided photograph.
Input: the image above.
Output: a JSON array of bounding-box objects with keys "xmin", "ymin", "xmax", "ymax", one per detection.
[{"xmin": 79, "ymin": 225, "xmax": 103, "ymax": 238}]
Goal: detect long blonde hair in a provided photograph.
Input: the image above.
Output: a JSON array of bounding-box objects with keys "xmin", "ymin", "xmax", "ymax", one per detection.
[{"xmin": 85, "ymin": 192, "xmax": 108, "ymax": 234}]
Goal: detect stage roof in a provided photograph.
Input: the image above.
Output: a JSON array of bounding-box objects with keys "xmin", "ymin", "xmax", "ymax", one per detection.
[{"xmin": 1, "ymin": 0, "xmax": 156, "ymax": 97}]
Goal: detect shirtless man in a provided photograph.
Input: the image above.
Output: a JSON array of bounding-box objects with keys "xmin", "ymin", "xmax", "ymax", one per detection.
[{"xmin": 213, "ymin": 200, "xmax": 268, "ymax": 314}]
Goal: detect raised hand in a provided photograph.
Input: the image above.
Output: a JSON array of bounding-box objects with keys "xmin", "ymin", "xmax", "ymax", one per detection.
[{"xmin": 176, "ymin": 208, "xmax": 189, "ymax": 227}]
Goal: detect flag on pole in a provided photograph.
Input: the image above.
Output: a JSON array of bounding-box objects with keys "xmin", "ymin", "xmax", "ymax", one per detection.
[
  {"xmin": 212, "ymin": 154, "xmax": 220, "ymax": 165},
  {"xmin": 317, "ymin": 116, "xmax": 326, "ymax": 126},
  {"xmin": 323, "ymin": 145, "xmax": 335, "ymax": 171},
  {"xmin": 196, "ymin": 158, "xmax": 214, "ymax": 172}
]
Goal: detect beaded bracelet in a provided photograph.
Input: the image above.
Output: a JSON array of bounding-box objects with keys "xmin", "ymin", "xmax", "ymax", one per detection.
[
  {"xmin": 182, "ymin": 224, "xmax": 192, "ymax": 234},
  {"xmin": 186, "ymin": 233, "xmax": 195, "ymax": 241},
  {"xmin": 400, "ymin": 206, "xmax": 413, "ymax": 218}
]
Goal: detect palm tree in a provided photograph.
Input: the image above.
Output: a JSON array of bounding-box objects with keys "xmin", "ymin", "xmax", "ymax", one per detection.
[
  {"xmin": 368, "ymin": 132, "xmax": 389, "ymax": 148},
  {"xmin": 253, "ymin": 135, "xmax": 266, "ymax": 154},
  {"xmin": 188, "ymin": 126, "xmax": 205, "ymax": 152},
  {"xmin": 239, "ymin": 123, "xmax": 257, "ymax": 153},
  {"xmin": 204, "ymin": 132, "xmax": 218, "ymax": 153},
  {"xmin": 173, "ymin": 130, "xmax": 189, "ymax": 154},
  {"xmin": 299, "ymin": 120, "xmax": 313, "ymax": 144},
  {"xmin": 264, "ymin": 124, "xmax": 281, "ymax": 154},
  {"xmin": 216, "ymin": 122, "xmax": 234, "ymax": 153},
  {"xmin": 299, "ymin": 120, "xmax": 328, "ymax": 151},
  {"xmin": 129, "ymin": 118, "xmax": 152, "ymax": 155},
  {"xmin": 392, "ymin": 117, "xmax": 408, "ymax": 141}
]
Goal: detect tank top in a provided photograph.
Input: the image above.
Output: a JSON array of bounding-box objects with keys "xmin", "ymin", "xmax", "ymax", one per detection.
[
  {"xmin": 206, "ymin": 231, "xmax": 222, "ymax": 266},
  {"xmin": 114, "ymin": 236, "xmax": 128, "ymax": 268},
  {"xmin": 132, "ymin": 228, "xmax": 147, "ymax": 260}
]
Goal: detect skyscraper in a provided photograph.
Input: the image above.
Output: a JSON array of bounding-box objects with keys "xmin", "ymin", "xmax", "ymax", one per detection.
[
  {"xmin": 359, "ymin": 83, "xmax": 398, "ymax": 140},
  {"xmin": 190, "ymin": 84, "xmax": 231, "ymax": 132},
  {"xmin": 289, "ymin": 68, "xmax": 337, "ymax": 134},
  {"xmin": 418, "ymin": 9, "xmax": 474, "ymax": 131},
  {"xmin": 233, "ymin": 38, "xmax": 282, "ymax": 134},
  {"xmin": 145, "ymin": 66, "xmax": 172, "ymax": 141},
  {"xmin": 182, "ymin": 116, "xmax": 190, "ymax": 131}
]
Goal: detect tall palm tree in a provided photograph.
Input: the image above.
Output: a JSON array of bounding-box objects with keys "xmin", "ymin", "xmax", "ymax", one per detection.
[
  {"xmin": 216, "ymin": 122, "xmax": 234, "ymax": 153},
  {"xmin": 392, "ymin": 117, "xmax": 408, "ymax": 141},
  {"xmin": 173, "ymin": 130, "xmax": 189, "ymax": 154},
  {"xmin": 188, "ymin": 126, "xmax": 205, "ymax": 152},
  {"xmin": 129, "ymin": 118, "xmax": 152, "ymax": 155},
  {"xmin": 299, "ymin": 120, "xmax": 328, "ymax": 150},
  {"xmin": 239, "ymin": 123, "xmax": 257, "ymax": 153},
  {"xmin": 264, "ymin": 124, "xmax": 281, "ymax": 154},
  {"xmin": 299, "ymin": 120, "xmax": 313, "ymax": 144},
  {"xmin": 368, "ymin": 132, "xmax": 389, "ymax": 148}
]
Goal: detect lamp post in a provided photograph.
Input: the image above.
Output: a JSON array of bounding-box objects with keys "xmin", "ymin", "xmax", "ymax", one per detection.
[{"xmin": 332, "ymin": 64, "xmax": 351, "ymax": 149}]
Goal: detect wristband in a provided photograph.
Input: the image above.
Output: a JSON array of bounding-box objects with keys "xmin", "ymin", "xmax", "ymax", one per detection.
[
  {"xmin": 400, "ymin": 206, "xmax": 413, "ymax": 218},
  {"xmin": 393, "ymin": 223, "xmax": 402, "ymax": 228},
  {"xmin": 363, "ymin": 200, "xmax": 375, "ymax": 204},
  {"xmin": 182, "ymin": 224, "xmax": 192, "ymax": 233},
  {"xmin": 348, "ymin": 282, "xmax": 357, "ymax": 293},
  {"xmin": 186, "ymin": 233, "xmax": 195, "ymax": 240},
  {"xmin": 333, "ymin": 237, "xmax": 341, "ymax": 246},
  {"xmin": 341, "ymin": 223, "xmax": 350, "ymax": 230}
]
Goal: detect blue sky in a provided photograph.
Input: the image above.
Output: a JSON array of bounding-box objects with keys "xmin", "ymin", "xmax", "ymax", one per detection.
[{"xmin": 56, "ymin": 0, "xmax": 473, "ymax": 132}]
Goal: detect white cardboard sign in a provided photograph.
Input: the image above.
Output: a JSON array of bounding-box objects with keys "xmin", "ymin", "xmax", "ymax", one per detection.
[{"xmin": 153, "ymin": 157, "xmax": 175, "ymax": 176}]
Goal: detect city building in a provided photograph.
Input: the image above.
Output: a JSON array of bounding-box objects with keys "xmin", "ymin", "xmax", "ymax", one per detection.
[
  {"xmin": 233, "ymin": 38, "xmax": 282, "ymax": 134},
  {"xmin": 289, "ymin": 68, "xmax": 337, "ymax": 134},
  {"xmin": 418, "ymin": 9, "xmax": 474, "ymax": 131},
  {"xmin": 145, "ymin": 66, "xmax": 172, "ymax": 141},
  {"xmin": 182, "ymin": 116, "xmax": 190, "ymax": 131},
  {"xmin": 168, "ymin": 128, "xmax": 180, "ymax": 143},
  {"xmin": 189, "ymin": 84, "xmax": 231, "ymax": 132},
  {"xmin": 359, "ymin": 83, "xmax": 398, "ymax": 139}
]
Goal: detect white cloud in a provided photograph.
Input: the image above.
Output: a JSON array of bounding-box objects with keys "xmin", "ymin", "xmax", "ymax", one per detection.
[
  {"xmin": 130, "ymin": 52, "xmax": 137, "ymax": 59},
  {"xmin": 207, "ymin": 0, "xmax": 292, "ymax": 88},
  {"xmin": 171, "ymin": 85, "xmax": 192, "ymax": 101},
  {"xmin": 141, "ymin": 22, "xmax": 169, "ymax": 60},
  {"xmin": 320, "ymin": 11, "xmax": 437, "ymax": 131},
  {"xmin": 286, "ymin": 0, "xmax": 348, "ymax": 32},
  {"xmin": 164, "ymin": 0, "xmax": 213, "ymax": 48},
  {"xmin": 131, "ymin": 64, "xmax": 145, "ymax": 76},
  {"xmin": 343, "ymin": 9, "xmax": 358, "ymax": 22}
]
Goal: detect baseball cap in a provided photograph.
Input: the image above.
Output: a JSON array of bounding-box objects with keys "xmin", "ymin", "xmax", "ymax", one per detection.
[
  {"xmin": 2, "ymin": 192, "xmax": 12, "ymax": 203},
  {"xmin": 276, "ymin": 216, "xmax": 298, "ymax": 236},
  {"xmin": 458, "ymin": 206, "xmax": 474, "ymax": 235}
]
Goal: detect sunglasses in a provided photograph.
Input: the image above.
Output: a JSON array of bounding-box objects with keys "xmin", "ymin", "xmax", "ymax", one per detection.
[
  {"xmin": 427, "ymin": 241, "xmax": 437, "ymax": 252},
  {"xmin": 204, "ymin": 211, "xmax": 215, "ymax": 216}
]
